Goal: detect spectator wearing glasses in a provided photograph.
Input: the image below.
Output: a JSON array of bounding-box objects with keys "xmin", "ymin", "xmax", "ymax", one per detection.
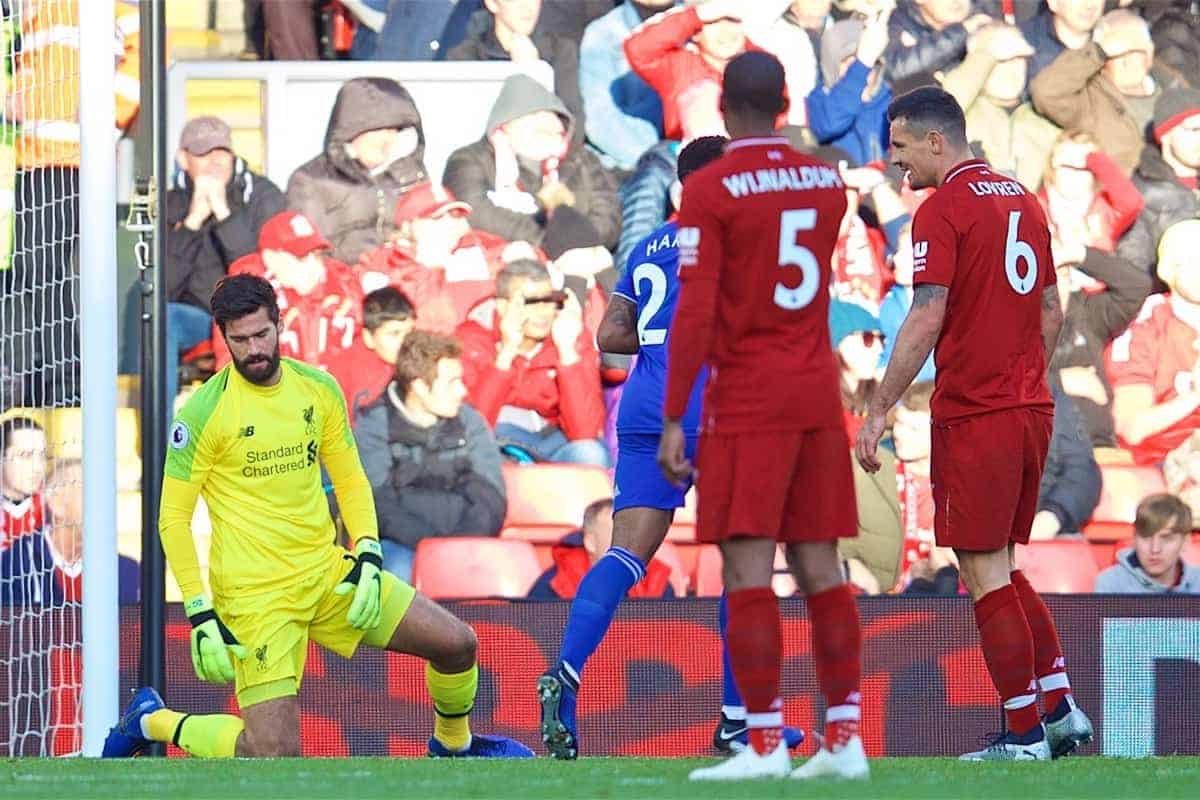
[
  {"xmin": 1094, "ymin": 493, "xmax": 1200, "ymax": 593},
  {"xmin": 456, "ymin": 259, "xmax": 607, "ymax": 466}
]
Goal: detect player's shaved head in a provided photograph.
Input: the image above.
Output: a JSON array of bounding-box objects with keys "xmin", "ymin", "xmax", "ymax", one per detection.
[
  {"xmin": 886, "ymin": 86, "xmax": 968, "ymax": 148},
  {"xmin": 720, "ymin": 52, "xmax": 788, "ymax": 118},
  {"xmin": 677, "ymin": 135, "xmax": 729, "ymax": 181}
]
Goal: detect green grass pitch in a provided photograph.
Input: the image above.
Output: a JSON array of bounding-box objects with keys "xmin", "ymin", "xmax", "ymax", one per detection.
[{"xmin": 3, "ymin": 756, "xmax": 1199, "ymax": 800}]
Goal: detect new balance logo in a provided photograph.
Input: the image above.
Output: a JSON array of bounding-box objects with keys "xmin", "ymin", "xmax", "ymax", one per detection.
[{"xmin": 239, "ymin": 425, "xmax": 256, "ymax": 438}]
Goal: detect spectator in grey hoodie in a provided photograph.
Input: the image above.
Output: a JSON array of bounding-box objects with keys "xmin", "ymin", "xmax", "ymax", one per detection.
[
  {"xmin": 1095, "ymin": 493, "xmax": 1200, "ymax": 594},
  {"xmin": 354, "ymin": 330, "xmax": 506, "ymax": 582}
]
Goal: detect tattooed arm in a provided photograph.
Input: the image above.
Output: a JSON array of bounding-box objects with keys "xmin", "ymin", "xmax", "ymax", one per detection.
[
  {"xmin": 870, "ymin": 284, "xmax": 948, "ymax": 417},
  {"xmin": 1041, "ymin": 284, "xmax": 1064, "ymax": 368},
  {"xmin": 596, "ymin": 294, "xmax": 640, "ymax": 355}
]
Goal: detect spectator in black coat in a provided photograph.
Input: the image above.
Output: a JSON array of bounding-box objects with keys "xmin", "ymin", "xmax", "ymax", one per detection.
[
  {"xmin": 1144, "ymin": 0, "xmax": 1200, "ymax": 88},
  {"xmin": 354, "ymin": 331, "xmax": 506, "ymax": 583},
  {"xmin": 154, "ymin": 117, "xmax": 285, "ymax": 410},
  {"xmin": 1030, "ymin": 382, "xmax": 1103, "ymax": 540},
  {"xmin": 1018, "ymin": 0, "xmax": 1104, "ymax": 81},
  {"xmin": 883, "ymin": 0, "xmax": 993, "ymax": 84}
]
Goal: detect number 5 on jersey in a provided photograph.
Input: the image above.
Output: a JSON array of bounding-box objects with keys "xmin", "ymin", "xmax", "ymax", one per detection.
[{"xmin": 775, "ymin": 209, "xmax": 820, "ymax": 311}]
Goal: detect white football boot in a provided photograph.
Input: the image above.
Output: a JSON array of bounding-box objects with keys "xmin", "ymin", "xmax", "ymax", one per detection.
[
  {"xmin": 689, "ymin": 740, "xmax": 791, "ymax": 781},
  {"xmin": 790, "ymin": 735, "xmax": 870, "ymax": 780}
]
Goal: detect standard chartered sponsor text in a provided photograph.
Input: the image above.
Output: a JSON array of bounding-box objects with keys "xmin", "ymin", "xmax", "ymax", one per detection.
[{"xmin": 243, "ymin": 442, "xmax": 311, "ymax": 477}]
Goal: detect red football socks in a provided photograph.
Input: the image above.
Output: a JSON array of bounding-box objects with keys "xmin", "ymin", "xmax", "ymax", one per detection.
[
  {"xmin": 725, "ymin": 587, "xmax": 783, "ymax": 755},
  {"xmin": 807, "ymin": 584, "xmax": 863, "ymax": 750},
  {"xmin": 974, "ymin": 584, "xmax": 1039, "ymax": 735},
  {"xmin": 1011, "ymin": 569, "xmax": 1072, "ymax": 712}
]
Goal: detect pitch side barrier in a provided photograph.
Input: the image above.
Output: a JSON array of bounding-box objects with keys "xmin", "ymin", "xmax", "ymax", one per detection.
[{"xmin": 3, "ymin": 596, "xmax": 1195, "ymax": 757}]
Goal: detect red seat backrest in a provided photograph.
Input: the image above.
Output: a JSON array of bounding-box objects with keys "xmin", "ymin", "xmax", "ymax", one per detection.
[{"xmin": 413, "ymin": 537, "xmax": 542, "ymax": 599}]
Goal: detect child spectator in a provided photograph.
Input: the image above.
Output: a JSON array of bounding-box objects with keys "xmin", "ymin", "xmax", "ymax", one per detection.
[
  {"xmin": 1095, "ymin": 493, "xmax": 1200, "ymax": 593},
  {"xmin": 217, "ymin": 212, "xmax": 363, "ymax": 372},
  {"xmin": 457, "ymin": 259, "xmax": 608, "ymax": 466},
  {"xmin": 1, "ymin": 416, "xmax": 47, "ymax": 553},
  {"xmin": 286, "ymin": 78, "xmax": 429, "ymax": 264},
  {"xmin": 326, "ymin": 287, "xmax": 416, "ymax": 423},
  {"xmin": 527, "ymin": 499, "xmax": 676, "ymax": 599}
]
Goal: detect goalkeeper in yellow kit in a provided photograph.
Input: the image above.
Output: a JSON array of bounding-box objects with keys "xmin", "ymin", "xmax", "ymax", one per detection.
[{"xmin": 102, "ymin": 274, "xmax": 532, "ymax": 759}]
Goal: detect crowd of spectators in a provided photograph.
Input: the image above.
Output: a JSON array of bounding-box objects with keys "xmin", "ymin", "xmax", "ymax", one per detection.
[{"xmin": 4, "ymin": 0, "xmax": 1200, "ymax": 598}]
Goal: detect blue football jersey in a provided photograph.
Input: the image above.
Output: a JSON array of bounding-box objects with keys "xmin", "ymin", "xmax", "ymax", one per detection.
[{"xmin": 613, "ymin": 221, "xmax": 706, "ymax": 436}]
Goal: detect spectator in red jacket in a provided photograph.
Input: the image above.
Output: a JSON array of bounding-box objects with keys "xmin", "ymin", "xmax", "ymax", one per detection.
[
  {"xmin": 326, "ymin": 287, "xmax": 416, "ymax": 423},
  {"xmin": 625, "ymin": 0, "xmax": 761, "ymax": 141},
  {"xmin": 527, "ymin": 499, "xmax": 676, "ymax": 599},
  {"xmin": 1039, "ymin": 130, "xmax": 1145, "ymax": 256},
  {"xmin": 217, "ymin": 211, "xmax": 364, "ymax": 372},
  {"xmin": 1, "ymin": 415, "xmax": 46, "ymax": 552},
  {"xmin": 358, "ymin": 182, "xmax": 513, "ymax": 334},
  {"xmin": 1110, "ymin": 220, "xmax": 1200, "ymax": 464},
  {"xmin": 456, "ymin": 259, "xmax": 608, "ymax": 466}
]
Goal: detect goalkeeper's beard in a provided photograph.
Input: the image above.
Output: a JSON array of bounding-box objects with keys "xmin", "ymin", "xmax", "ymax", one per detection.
[{"xmin": 233, "ymin": 346, "xmax": 281, "ymax": 385}]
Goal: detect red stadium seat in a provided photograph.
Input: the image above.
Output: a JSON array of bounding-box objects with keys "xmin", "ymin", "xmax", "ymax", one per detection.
[
  {"xmin": 1013, "ymin": 540, "xmax": 1099, "ymax": 593},
  {"xmin": 501, "ymin": 462, "xmax": 612, "ymax": 528},
  {"xmin": 412, "ymin": 538, "xmax": 542, "ymax": 599},
  {"xmin": 499, "ymin": 525, "xmax": 575, "ymax": 543},
  {"xmin": 1083, "ymin": 464, "xmax": 1167, "ymax": 542},
  {"xmin": 665, "ymin": 522, "xmax": 696, "ymax": 542}
]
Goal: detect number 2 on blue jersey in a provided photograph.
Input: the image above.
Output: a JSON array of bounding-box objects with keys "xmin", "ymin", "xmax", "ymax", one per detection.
[{"xmin": 632, "ymin": 262, "xmax": 668, "ymax": 345}]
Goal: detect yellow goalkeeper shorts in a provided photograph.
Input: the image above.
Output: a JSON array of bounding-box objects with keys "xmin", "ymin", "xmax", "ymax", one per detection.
[{"xmin": 217, "ymin": 546, "xmax": 415, "ymax": 709}]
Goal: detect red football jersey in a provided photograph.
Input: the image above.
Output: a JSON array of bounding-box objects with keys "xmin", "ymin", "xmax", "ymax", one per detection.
[
  {"xmin": 665, "ymin": 136, "xmax": 848, "ymax": 433},
  {"xmin": 912, "ymin": 159, "xmax": 1056, "ymax": 423}
]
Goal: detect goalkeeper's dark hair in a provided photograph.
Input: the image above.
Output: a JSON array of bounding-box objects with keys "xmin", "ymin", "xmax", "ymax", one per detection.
[
  {"xmin": 886, "ymin": 86, "xmax": 968, "ymax": 148},
  {"xmin": 211, "ymin": 273, "xmax": 280, "ymax": 332},
  {"xmin": 677, "ymin": 136, "xmax": 728, "ymax": 182},
  {"xmin": 393, "ymin": 330, "xmax": 462, "ymax": 396},
  {"xmin": 0, "ymin": 415, "xmax": 44, "ymax": 461},
  {"xmin": 363, "ymin": 286, "xmax": 415, "ymax": 332}
]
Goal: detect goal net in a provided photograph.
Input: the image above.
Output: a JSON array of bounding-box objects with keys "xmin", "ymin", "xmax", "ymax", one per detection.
[{"xmin": 1, "ymin": 0, "xmax": 88, "ymax": 756}]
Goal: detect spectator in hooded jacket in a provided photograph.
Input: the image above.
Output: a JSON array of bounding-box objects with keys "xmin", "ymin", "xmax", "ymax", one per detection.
[
  {"xmin": 444, "ymin": 74, "xmax": 620, "ymax": 254},
  {"xmin": 1095, "ymin": 493, "xmax": 1200, "ymax": 594},
  {"xmin": 527, "ymin": 499, "xmax": 677, "ymax": 599},
  {"xmin": 579, "ymin": 0, "xmax": 678, "ymax": 172},
  {"xmin": 1018, "ymin": 0, "xmax": 1104, "ymax": 82},
  {"xmin": 1118, "ymin": 88, "xmax": 1200, "ymax": 278},
  {"xmin": 883, "ymin": 0, "xmax": 993, "ymax": 84},
  {"xmin": 445, "ymin": 0, "xmax": 585, "ymax": 125},
  {"xmin": 939, "ymin": 21, "xmax": 1060, "ymax": 190},
  {"xmin": 155, "ymin": 117, "xmax": 285, "ymax": 412},
  {"xmin": 358, "ymin": 182, "xmax": 514, "ymax": 335},
  {"xmin": 354, "ymin": 331, "xmax": 506, "ymax": 582},
  {"xmin": 1109, "ymin": 220, "xmax": 1200, "ymax": 465},
  {"xmin": 286, "ymin": 78, "xmax": 429, "ymax": 265},
  {"xmin": 216, "ymin": 212, "xmax": 363, "ymax": 372},
  {"xmin": 327, "ymin": 287, "xmax": 416, "ymax": 423},
  {"xmin": 806, "ymin": 13, "xmax": 892, "ymax": 167},
  {"xmin": 457, "ymin": 259, "xmax": 608, "ymax": 466}
]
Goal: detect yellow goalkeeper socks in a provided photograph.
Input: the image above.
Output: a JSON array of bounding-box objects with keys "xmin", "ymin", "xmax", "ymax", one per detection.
[
  {"xmin": 427, "ymin": 663, "xmax": 477, "ymax": 752},
  {"xmin": 144, "ymin": 709, "xmax": 244, "ymax": 758}
]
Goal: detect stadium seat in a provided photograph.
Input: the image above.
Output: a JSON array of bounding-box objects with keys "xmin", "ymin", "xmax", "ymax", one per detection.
[
  {"xmin": 413, "ymin": 538, "xmax": 542, "ymax": 599},
  {"xmin": 1013, "ymin": 540, "xmax": 1099, "ymax": 593},
  {"xmin": 664, "ymin": 522, "xmax": 696, "ymax": 542},
  {"xmin": 499, "ymin": 524, "xmax": 575, "ymax": 543},
  {"xmin": 501, "ymin": 462, "xmax": 612, "ymax": 528},
  {"xmin": 1083, "ymin": 464, "xmax": 1167, "ymax": 542},
  {"xmin": 674, "ymin": 488, "xmax": 697, "ymax": 525}
]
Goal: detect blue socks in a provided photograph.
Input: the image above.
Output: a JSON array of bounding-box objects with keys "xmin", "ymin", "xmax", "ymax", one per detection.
[
  {"xmin": 559, "ymin": 547, "xmax": 646, "ymax": 678},
  {"xmin": 719, "ymin": 592, "xmax": 745, "ymax": 716}
]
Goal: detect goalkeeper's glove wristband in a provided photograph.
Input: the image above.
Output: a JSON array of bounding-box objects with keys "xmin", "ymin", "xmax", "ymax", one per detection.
[
  {"xmin": 185, "ymin": 595, "xmax": 247, "ymax": 684},
  {"xmin": 335, "ymin": 538, "xmax": 384, "ymax": 631}
]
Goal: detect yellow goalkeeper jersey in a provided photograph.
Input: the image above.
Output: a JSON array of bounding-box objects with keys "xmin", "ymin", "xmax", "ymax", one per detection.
[{"xmin": 159, "ymin": 358, "xmax": 378, "ymax": 600}]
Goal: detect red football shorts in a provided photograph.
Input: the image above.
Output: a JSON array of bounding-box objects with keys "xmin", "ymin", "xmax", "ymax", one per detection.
[
  {"xmin": 696, "ymin": 427, "xmax": 858, "ymax": 542},
  {"xmin": 930, "ymin": 407, "xmax": 1053, "ymax": 552}
]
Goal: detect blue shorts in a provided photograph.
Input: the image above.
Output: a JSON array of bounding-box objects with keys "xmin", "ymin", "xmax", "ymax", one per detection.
[{"xmin": 613, "ymin": 432, "xmax": 698, "ymax": 513}]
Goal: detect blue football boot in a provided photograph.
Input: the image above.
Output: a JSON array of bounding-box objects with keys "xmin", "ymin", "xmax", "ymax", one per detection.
[{"xmin": 102, "ymin": 687, "xmax": 165, "ymax": 758}]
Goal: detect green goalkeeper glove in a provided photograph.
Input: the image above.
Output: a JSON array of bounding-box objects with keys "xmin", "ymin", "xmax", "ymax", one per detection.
[
  {"xmin": 185, "ymin": 595, "xmax": 247, "ymax": 684},
  {"xmin": 335, "ymin": 538, "xmax": 383, "ymax": 631}
]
